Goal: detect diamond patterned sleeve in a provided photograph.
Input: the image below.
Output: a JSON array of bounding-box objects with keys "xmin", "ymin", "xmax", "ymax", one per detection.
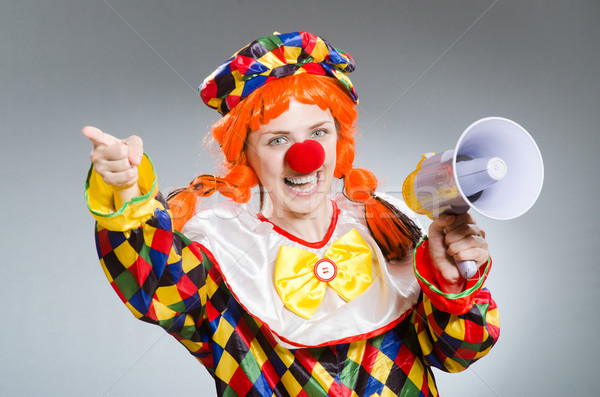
[
  {"xmin": 411, "ymin": 239, "xmax": 500, "ymax": 373},
  {"xmin": 412, "ymin": 289, "xmax": 500, "ymax": 373},
  {"xmin": 87, "ymin": 157, "xmax": 213, "ymax": 367}
]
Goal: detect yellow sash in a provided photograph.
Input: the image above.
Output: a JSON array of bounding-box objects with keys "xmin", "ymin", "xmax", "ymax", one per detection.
[{"xmin": 274, "ymin": 228, "xmax": 373, "ymax": 319}]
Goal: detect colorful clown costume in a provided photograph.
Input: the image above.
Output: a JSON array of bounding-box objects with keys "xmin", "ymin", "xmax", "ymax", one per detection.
[{"xmin": 86, "ymin": 156, "xmax": 499, "ymax": 396}]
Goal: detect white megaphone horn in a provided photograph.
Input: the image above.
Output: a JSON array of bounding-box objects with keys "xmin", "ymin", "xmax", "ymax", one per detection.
[{"xmin": 403, "ymin": 117, "xmax": 544, "ymax": 279}]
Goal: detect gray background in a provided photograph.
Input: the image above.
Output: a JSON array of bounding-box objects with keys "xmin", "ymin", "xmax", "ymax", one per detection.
[{"xmin": 1, "ymin": 0, "xmax": 598, "ymax": 396}]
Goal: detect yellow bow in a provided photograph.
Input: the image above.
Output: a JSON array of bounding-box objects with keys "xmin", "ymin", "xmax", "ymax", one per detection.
[{"xmin": 274, "ymin": 228, "xmax": 373, "ymax": 319}]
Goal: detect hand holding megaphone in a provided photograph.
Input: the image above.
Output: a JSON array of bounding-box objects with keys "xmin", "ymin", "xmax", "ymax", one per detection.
[
  {"xmin": 427, "ymin": 212, "xmax": 489, "ymax": 292},
  {"xmin": 403, "ymin": 117, "xmax": 544, "ymax": 279}
]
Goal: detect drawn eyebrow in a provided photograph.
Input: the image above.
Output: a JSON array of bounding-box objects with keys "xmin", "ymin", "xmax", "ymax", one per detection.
[
  {"xmin": 262, "ymin": 130, "xmax": 290, "ymax": 136},
  {"xmin": 308, "ymin": 120, "xmax": 334, "ymax": 130}
]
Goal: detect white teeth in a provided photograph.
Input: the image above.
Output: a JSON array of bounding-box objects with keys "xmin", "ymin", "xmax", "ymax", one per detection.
[
  {"xmin": 285, "ymin": 174, "xmax": 318, "ymax": 185},
  {"xmin": 285, "ymin": 173, "xmax": 318, "ymax": 193}
]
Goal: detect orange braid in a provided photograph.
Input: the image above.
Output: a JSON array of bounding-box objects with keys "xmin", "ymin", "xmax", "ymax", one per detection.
[
  {"xmin": 333, "ymin": 109, "xmax": 421, "ymax": 259},
  {"xmin": 169, "ymin": 165, "xmax": 257, "ymax": 231},
  {"xmin": 343, "ymin": 168, "xmax": 422, "ymax": 261}
]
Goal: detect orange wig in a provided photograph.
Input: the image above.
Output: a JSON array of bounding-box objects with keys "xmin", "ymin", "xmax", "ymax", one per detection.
[{"xmin": 168, "ymin": 74, "xmax": 421, "ymax": 259}]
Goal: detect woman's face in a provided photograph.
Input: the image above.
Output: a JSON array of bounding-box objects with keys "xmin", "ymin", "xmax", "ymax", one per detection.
[{"xmin": 246, "ymin": 99, "xmax": 337, "ymax": 219}]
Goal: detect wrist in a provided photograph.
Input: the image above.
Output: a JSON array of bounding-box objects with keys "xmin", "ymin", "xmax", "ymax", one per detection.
[
  {"xmin": 413, "ymin": 236, "xmax": 492, "ymax": 315},
  {"xmin": 440, "ymin": 279, "xmax": 466, "ymax": 295},
  {"xmin": 114, "ymin": 183, "xmax": 142, "ymax": 210}
]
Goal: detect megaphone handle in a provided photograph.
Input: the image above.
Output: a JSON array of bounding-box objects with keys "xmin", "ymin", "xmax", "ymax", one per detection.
[{"xmin": 457, "ymin": 259, "xmax": 478, "ymax": 280}]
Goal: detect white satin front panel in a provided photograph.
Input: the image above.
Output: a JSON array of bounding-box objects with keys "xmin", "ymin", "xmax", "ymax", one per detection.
[{"xmin": 182, "ymin": 193, "xmax": 423, "ymax": 348}]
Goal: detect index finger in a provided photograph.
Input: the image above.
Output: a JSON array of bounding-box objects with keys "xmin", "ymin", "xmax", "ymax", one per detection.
[{"xmin": 82, "ymin": 126, "xmax": 121, "ymax": 148}]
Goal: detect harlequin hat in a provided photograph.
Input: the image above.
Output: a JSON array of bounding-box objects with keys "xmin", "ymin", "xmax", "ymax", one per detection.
[{"xmin": 200, "ymin": 31, "xmax": 358, "ymax": 115}]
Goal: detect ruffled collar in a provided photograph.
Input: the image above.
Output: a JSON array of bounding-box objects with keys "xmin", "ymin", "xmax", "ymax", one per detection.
[{"xmin": 182, "ymin": 194, "xmax": 422, "ymax": 348}]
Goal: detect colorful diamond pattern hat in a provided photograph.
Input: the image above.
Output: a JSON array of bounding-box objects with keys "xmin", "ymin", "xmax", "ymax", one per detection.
[{"xmin": 200, "ymin": 31, "xmax": 358, "ymax": 115}]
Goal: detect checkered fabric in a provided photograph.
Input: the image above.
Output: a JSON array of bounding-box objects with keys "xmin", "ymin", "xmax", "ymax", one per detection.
[
  {"xmin": 93, "ymin": 194, "xmax": 500, "ymax": 396},
  {"xmin": 200, "ymin": 31, "xmax": 358, "ymax": 115}
]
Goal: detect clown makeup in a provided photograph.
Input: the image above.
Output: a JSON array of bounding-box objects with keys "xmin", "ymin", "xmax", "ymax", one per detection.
[{"xmin": 246, "ymin": 99, "xmax": 337, "ymax": 241}]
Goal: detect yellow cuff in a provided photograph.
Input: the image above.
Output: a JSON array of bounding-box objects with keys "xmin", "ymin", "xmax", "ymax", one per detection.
[{"xmin": 85, "ymin": 154, "xmax": 160, "ymax": 231}]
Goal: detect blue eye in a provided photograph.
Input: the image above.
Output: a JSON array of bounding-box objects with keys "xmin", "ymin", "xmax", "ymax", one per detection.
[{"xmin": 311, "ymin": 129, "xmax": 326, "ymax": 138}]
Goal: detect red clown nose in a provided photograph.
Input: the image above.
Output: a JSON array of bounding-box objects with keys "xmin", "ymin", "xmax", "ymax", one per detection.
[{"xmin": 285, "ymin": 140, "xmax": 326, "ymax": 174}]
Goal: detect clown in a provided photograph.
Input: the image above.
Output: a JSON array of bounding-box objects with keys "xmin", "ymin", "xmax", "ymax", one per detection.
[{"xmin": 84, "ymin": 31, "xmax": 498, "ymax": 396}]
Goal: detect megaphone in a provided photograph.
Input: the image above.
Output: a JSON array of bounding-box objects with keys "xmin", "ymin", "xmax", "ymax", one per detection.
[{"xmin": 403, "ymin": 117, "xmax": 544, "ymax": 279}]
